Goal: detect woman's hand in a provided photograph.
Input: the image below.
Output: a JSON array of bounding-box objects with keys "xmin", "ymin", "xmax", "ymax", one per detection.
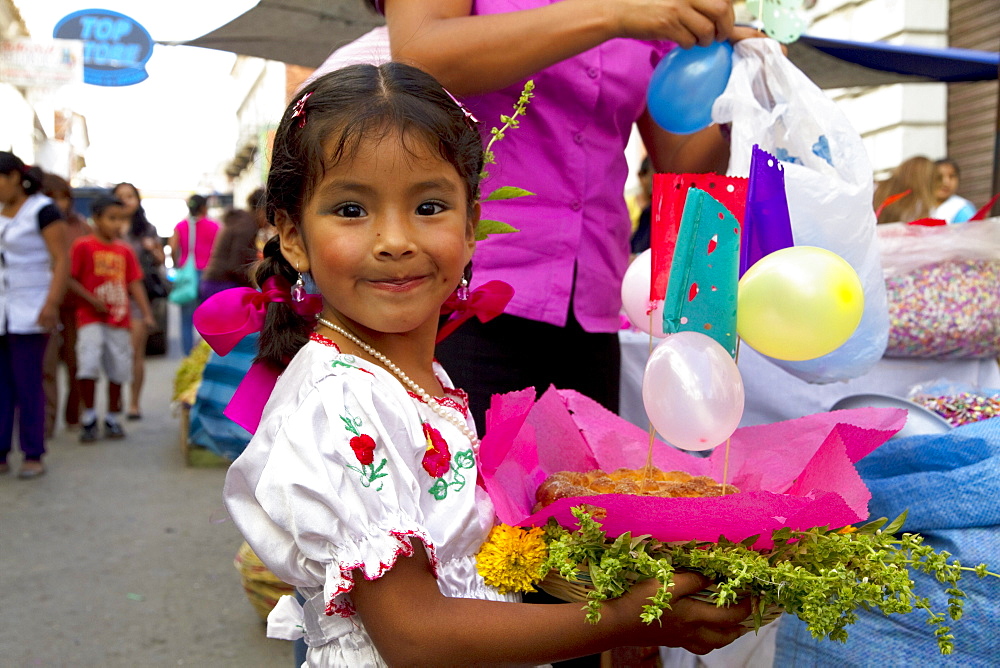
[
  {"xmin": 729, "ymin": 24, "xmax": 789, "ymax": 55},
  {"xmin": 37, "ymin": 302, "xmax": 59, "ymax": 331},
  {"xmin": 602, "ymin": 0, "xmax": 735, "ymax": 48},
  {"xmin": 604, "ymin": 572, "xmax": 752, "ymax": 655}
]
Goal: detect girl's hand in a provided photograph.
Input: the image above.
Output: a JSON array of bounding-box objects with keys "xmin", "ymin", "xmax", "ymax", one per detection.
[
  {"xmin": 605, "ymin": 572, "xmax": 753, "ymax": 655},
  {"xmin": 602, "ymin": 0, "xmax": 736, "ymax": 48}
]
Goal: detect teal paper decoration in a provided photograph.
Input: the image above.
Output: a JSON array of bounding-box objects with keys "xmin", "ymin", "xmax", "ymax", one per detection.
[
  {"xmin": 662, "ymin": 188, "xmax": 741, "ymax": 358},
  {"xmin": 749, "ymin": 0, "xmax": 809, "ymax": 44}
]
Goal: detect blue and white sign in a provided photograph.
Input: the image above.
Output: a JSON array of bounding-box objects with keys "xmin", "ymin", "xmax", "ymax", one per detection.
[{"xmin": 53, "ymin": 9, "xmax": 153, "ymax": 86}]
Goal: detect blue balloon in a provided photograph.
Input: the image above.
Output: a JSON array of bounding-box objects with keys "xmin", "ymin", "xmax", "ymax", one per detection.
[{"xmin": 647, "ymin": 41, "xmax": 734, "ymax": 135}]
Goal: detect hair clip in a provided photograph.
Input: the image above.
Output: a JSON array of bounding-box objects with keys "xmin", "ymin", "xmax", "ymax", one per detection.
[
  {"xmin": 290, "ymin": 91, "xmax": 313, "ymax": 128},
  {"xmin": 442, "ymin": 87, "xmax": 479, "ymax": 128}
]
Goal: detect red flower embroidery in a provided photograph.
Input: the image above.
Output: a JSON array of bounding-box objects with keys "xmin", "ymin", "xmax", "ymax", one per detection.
[
  {"xmin": 421, "ymin": 422, "xmax": 451, "ymax": 478},
  {"xmin": 350, "ymin": 434, "xmax": 376, "ymax": 465}
]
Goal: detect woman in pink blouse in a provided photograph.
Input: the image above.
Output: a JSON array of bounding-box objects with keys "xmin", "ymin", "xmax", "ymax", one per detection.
[{"xmin": 369, "ymin": 1, "xmax": 765, "ymax": 432}]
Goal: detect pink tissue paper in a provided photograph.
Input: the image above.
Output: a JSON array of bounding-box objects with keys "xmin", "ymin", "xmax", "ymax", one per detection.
[{"xmin": 479, "ymin": 387, "xmax": 906, "ymax": 548}]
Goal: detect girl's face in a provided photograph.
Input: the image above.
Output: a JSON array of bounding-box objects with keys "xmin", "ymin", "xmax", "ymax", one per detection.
[
  {"xmin": 279, "ymin": 131, "xmax": 478, "ymax": 339},
  {"xmin": 934, "ymin": 164, "xmax": 959, "ymax": 203},
  {"xmin": 114, "ymin": 184, "xmax": 140, "ymax": 215}
]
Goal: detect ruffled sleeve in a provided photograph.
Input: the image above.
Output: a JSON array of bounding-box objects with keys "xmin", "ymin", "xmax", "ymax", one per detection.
[{"xmin": 224, "ymin": 364, "xmax": 453, "ymax": 617}]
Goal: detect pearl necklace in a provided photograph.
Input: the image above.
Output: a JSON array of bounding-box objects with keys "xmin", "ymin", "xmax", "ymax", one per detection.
[{"xmin": 317, "ymin": 317, "xmax": 480, "ymax": 447}]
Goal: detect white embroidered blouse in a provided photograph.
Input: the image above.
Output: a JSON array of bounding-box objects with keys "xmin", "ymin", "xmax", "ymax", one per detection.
[{"xmin": 224, "ymin": 334, "xmax": 516, "ymax": 667}]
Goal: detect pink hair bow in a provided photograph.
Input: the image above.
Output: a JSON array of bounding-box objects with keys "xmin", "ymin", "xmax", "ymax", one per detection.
[
  {"xmin": 193, "ymin": 276, "xmax": 322, "ymax": 433},
  {"xmin": 436, "ymin": 280, "xmax": 514, "ymax": 343}
]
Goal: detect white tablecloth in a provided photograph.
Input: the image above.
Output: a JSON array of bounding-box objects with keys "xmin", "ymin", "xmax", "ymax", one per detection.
[{"xmin": 619, "ymin": 329, "xmax": 1000, "ymax": 431}]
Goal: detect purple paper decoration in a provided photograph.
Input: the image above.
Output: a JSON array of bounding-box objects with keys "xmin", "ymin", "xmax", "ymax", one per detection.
[{"xmin": 741, "ymin": 145, "xmax": 795, "ymax": 276}]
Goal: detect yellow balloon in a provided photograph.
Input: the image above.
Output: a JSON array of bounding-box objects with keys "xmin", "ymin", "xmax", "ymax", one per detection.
[{"xmin": 737, "ymin": 246, "xmax": 864, "ymax": 361}]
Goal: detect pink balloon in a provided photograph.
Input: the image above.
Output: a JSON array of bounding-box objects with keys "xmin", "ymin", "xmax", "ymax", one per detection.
[
  {"xmin": 621, "ymin": 249, "xmax": 667, "ymax": 337},
  {"xmin": 641, "ymin": 331, "xmax": 745, "ymax": 451}
]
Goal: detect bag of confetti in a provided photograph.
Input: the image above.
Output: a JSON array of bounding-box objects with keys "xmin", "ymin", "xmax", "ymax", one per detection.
[{"xmin": 878, "ymin": 220, "xmax": 1000, "ymax": 359}]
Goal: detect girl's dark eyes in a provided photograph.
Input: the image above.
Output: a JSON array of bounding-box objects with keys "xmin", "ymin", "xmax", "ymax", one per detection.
[
  {"xmin": 330, "ymin": 201, "xmax": 448, "ymax": 217},
  {"xmin": 416, "ymin": 201, "xmax": 446, "ymax": 216},
  {"xmin": 335, "ymin": 203, "xmax": 366, "ymax": 218}
]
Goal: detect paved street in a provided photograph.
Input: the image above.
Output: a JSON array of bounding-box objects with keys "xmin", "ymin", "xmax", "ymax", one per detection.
[{"xmin": 0, "ymin": 308, "xmax": 292, "ymax": 667}]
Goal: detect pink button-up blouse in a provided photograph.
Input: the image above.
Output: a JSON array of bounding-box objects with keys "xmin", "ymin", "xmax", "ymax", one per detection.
[{"xmin": 376, "ymin": 0, "xmax": 674, "ymax": 332}]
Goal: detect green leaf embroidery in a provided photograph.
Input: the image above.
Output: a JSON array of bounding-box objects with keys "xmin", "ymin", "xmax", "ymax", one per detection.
[
  {"xmin": 340, "ymin": 415, "xmax": 359, "ymax": 437},
  {"xmin": 453, "ymin": 450, "xmax": 476, "ymax": 469},
  {"xmin": 428, "ymin": 478, "xmax": 449, "ymax": 501}
]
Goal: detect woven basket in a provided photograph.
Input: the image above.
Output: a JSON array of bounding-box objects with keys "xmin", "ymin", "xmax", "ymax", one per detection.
[
  {"xmin": 539, "ymin": 566, "xmax": 783, "ymax": 630},
  {"xmin": 234, "ymin": 541, "xmax": 296, "ymax": 621}
]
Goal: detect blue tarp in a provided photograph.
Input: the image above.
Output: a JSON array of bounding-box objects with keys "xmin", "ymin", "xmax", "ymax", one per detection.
[
  {"xmin": 775, "ymin": 416, "xmax": 1000, "ymax": 667},
  {"xmin": 801, "ymin": 35, "xmax": 999, "ymax": 83},
  {"xmin": 787, "ymin": 35, "xmax": 999, "ymax": 89}
]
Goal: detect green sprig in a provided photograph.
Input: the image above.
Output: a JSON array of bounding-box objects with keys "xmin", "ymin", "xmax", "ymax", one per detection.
[
  {"xmin": 539, "ymin": 507, "xmax": 1000, "ymax": 655},
  {"xmin": 481, "ymin": 81, "xmax": 535, "ymax": 180},
  {"xmin": 473, "ymin": 80, "xmax": 536, "ymax": 241}
]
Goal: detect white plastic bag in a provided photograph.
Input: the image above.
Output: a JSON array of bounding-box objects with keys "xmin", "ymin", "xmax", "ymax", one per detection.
[{"xmin": 713, "ymin": 39, "xmax": 889, "ymax": 383}]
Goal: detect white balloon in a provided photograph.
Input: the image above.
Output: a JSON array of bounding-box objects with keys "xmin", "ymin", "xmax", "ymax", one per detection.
[
  {"xmin": 642, "ymin": 332, "xmax": 745, "ymax": 451},
  {"xmin": 621, "ymin": 249, "xmax": 667, "ymax": 338}
]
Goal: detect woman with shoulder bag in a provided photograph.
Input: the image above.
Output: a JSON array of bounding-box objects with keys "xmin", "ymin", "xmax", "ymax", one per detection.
[{"xmin": 168, "ymin": 194, "xmax": 219, "ymax": 356}]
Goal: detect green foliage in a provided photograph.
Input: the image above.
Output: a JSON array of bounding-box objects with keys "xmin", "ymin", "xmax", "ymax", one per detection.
[
  {"xmin": 540, "ymin": 507, "xmax": 999, "ymax": 655},
  {"xmin": 480, "ymin": 80, "xmax": 535, "ymax": 180},
  {"xmin": 475, "ymin": 80, "xmax": 535, "ymax": 241},
  {"xmin": 484, "ymin": 186, "xmax": 535, "ymax": 201},
  {"xmin": 474, "ymin": 219, "xmax": 520, "ymax": 242}
]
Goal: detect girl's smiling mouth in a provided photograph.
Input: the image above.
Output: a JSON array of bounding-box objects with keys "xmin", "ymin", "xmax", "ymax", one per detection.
[{"xmin": 369, "ymin": 276, "xmax": 428, "ymax": 291}]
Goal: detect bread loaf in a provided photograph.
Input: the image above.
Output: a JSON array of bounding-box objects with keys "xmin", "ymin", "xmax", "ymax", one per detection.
[{"xmin": 534, "ymin": 467, "xmax": 739, "ymax": 511}]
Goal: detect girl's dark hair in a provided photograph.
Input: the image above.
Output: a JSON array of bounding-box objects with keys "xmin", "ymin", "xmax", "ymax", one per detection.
[
  {"xmin": 0, "ymin": 151, "xmax": 43, "ymax": 195},
  {"xmin": 113, "ymin": 182, "xmax": 156, "ymax": 238},
  {"xmin": 255, "ymin": 61, "xmax": 485, "ymax": 369}
]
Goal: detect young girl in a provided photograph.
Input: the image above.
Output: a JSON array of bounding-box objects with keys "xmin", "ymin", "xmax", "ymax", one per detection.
[{"xmin": 219, "ymin": 62, "xmax": 750, "ymax": 666}]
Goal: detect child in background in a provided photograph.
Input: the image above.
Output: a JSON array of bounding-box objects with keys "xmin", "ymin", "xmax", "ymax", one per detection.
[
  {"xmin": 41, "ymin": 173, "xmax": 91, "ymax": 435},
  {"xmin": 931, "ymin": 158, "xmax": 977, "ymax": 223},
  {"xmin": 69, "ymin": 195, "xmax": 155, "ymax": 442},
  {"xmin": 217, "ymin": 63, "xmax": 751, "ymax": 666}
]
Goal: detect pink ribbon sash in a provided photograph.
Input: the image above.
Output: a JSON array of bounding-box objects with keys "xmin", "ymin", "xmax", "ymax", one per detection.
[
  {"xmin": 436, "ymin": 280, "xmax": 514, "ymax": 343},
  {"xmin": 193, "ymin": 277, "xmax": 321, "ymax": 433}
]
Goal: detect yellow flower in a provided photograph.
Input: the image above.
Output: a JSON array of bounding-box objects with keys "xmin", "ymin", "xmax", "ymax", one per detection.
[{"xmin": 476, "ymin": 524, "xmax": 549, "ymax": 594}]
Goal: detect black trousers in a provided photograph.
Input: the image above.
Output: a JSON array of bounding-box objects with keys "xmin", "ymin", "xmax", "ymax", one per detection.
[
  {"xmin": 435, "ymin": 313, "xmax": 621, "ymax": 434},
  {"xmin": 436, "ymin": 313, "xmax": 620, "ymax": 667}
]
